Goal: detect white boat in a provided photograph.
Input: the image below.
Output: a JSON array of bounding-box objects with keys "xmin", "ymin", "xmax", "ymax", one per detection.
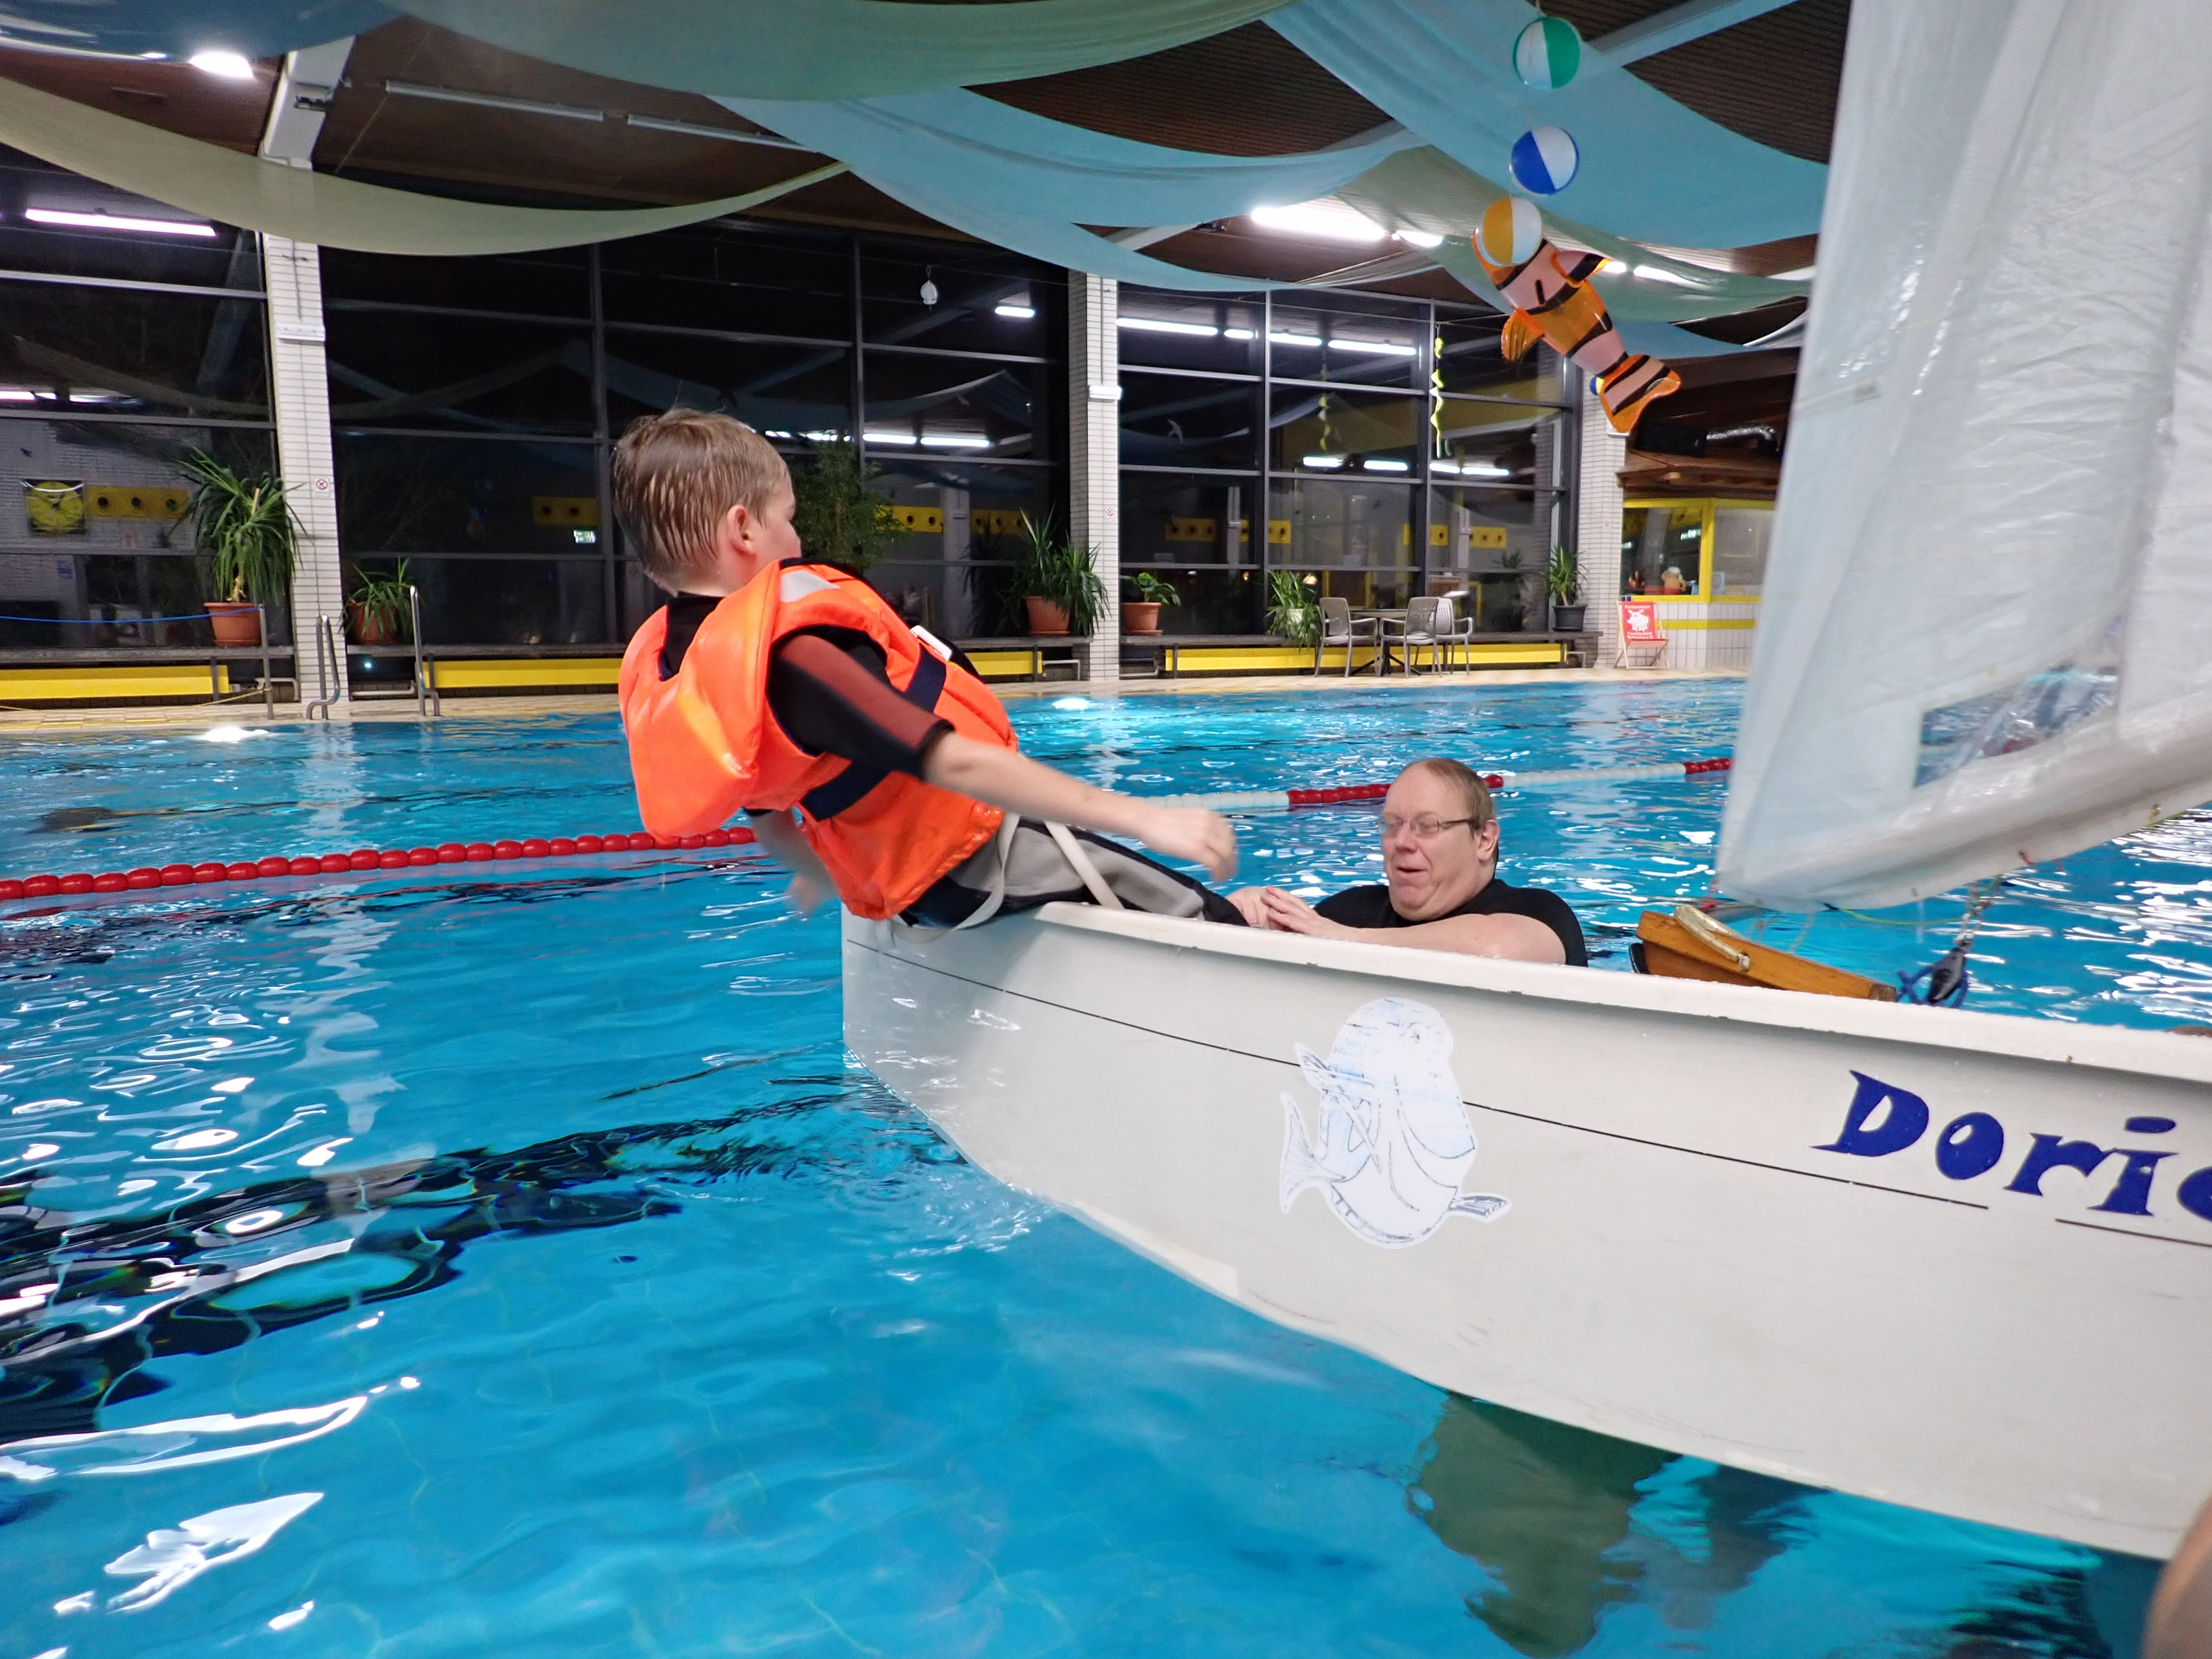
[
  {"xmin": 846, "ymin": 905, "xmax": 2212, "ymax": 1559},
  {"xmin": 846, "ymin": 0, "xmax": 2212, "ymax": 1560}
]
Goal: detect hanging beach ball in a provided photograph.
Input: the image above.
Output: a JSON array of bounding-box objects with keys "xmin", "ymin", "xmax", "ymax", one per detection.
[
  {"xmin": 1509, "ymin": 126, "xmax": 1579, "ymax": 196},
  {"xmin": 1514, "ymin": 17, "xmax": 1582, "ymax": 90},
  {"xmin": 1475, "ymin": 196, "xmax": 1544, "ymax": 268}
]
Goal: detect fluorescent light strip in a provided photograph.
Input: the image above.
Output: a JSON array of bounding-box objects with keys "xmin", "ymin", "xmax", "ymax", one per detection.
[
  {"xmin": 189, "ymin": 50, "xmax": 255, "ymax": 80},
  {"xmin": 1361, "ymin": 458, "xmax": 1409, "ymax": 472},
  {"xmin": 1118, "ymin": 317, "xmax": 1218, "ymax": 338},
  {"xmin": 862, "ymin": 431, "xmax": 917, "ymax": 446},
  {"xmin": 0, "ymin": 389, "xmax": 35, "ymax": 402},
  {"xmin": 1437, "ymin": 462, "xmax": 1511, "ymax": 478},
  {"xmin": 994, "ymin": 304, "xmax": 1035, "ymax": 320},
  {"xmin": 624, "ymin": 112, "xmax": 805, "ymax": 148},
  {"xmin": 1333, "ymin": 340, "xmax": 1418, "ymax": 357},
  {"xmin": 24, "ymin": 207, "xmax": 216, "ymax": 238},
  {"xmin": 1270, "ymin": 333, "xmax": 1323, "ymax": 349},
  {"xmin": 1223, "ymin": 327, "xmax": 1255, "ymax": 341},
  {"xmin": 919, "ymin": 434, "xmax": 991, "ymax": 450},
  {"xmin": 1302, "ymin": 455, "xmax": 1344, "ymax": 469},
  {"xmin": 384, "ymin": 80, "xmax": 605, "ymax": 122}
]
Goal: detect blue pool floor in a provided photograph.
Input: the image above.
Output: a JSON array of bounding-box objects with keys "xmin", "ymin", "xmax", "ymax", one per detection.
[{"xmin": 0, "ymin": 680, "xmax": 2188, "ymax": 1657}]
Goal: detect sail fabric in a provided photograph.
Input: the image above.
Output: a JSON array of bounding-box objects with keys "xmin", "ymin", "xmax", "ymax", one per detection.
[
  {"xmin": 394, "ymin": 0, "xmax": 1292, "ymax": 100},
  {"xmin": 0, "ymin": 0, "xmax": 389, "ymax": 59},
  {"xmin": 0, "ymin": 74, "xmax": 846, "ymax": 255},
  {"xmin": 1718, "ymin": 0, "xmax": 2212, "ymax": 911},
  {"xmin": 1269, "ymin": 0, "xmax": 1826, "ymax": 249}
]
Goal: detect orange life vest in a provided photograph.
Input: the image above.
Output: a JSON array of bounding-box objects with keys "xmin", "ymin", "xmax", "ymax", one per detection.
[{"xmin": 618, "ymin": 562, "xmax": 1015, "ymax": 919}]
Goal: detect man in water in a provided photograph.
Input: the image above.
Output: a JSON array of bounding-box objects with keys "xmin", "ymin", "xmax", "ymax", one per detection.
[{"xmin": 1229, "ymin": 759, "xmax": 1585, "ymax": 964}]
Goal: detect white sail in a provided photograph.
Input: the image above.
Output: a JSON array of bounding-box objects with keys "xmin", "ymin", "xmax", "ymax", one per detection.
[{"xmin": 1718, "ymin": 0, "xmax": 2212, "ymax": 911}]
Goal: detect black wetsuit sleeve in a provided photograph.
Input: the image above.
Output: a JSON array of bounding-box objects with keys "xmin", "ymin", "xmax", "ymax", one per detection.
[
  {"xmin": 765, "ymin": 629, "xmax": 952, "ymax": 778},
  {"xmin": 1314, "ymin": 886, "xmax": 1394, "ymax": 927}
]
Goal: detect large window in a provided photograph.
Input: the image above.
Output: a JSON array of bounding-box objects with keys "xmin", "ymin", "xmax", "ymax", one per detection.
[
  {"xmin": 0, "ymin": 147, "xmax": 276, "ymax": 652},
  {"xmin": 322, "ymin": 228, "xmax": 1067, "ymax": 646},
  {"xmin": 1119, "ymin": 284, "xmax": 1561, "ymax": 634}
]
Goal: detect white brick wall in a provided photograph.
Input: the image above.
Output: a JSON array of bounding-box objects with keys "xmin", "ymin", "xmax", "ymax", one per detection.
[
  {"xmin": 1574, "ymin": 379, "xmax": 1627, "ymax": 665},
  {"xmin": 1067, "ymin": 273, "xmax": 1120, "ymax": 682},
  {"xmin": 262, "ymin": 235, "xmax": 346, "ymax": 701}
]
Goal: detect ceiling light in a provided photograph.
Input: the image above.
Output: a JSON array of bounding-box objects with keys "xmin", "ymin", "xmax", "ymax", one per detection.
[
  {"xmin": 1432, "ymin": 460, "xmax": 1460, "ymax": 475},
  {"xmin": 24, "ymin": 207, "xmax": 217, "ymax": 237},
  {"xmin": 1395, "ymin": 229, "xmax": 1444, "ymax": 249},
  {"xmin": 918, "ymin": 433, "xmax": 992, "ymax": 449},
  {"xmin": 1250, "ymin": 200, "xmax": 1386, "ymax": 243},
  {"xmin": 1302, "ymin": 455, "xmax": 1345, "ymax": 469},
  {"xmin": 862, "ymin": 431, "xmax": 918, "ymax": 446},
  {"xmin": 1362, "ymin": 457, "xmax": 1409, "ymax": 472},
  {"xmin": 802, "ymin": 429, "xmax": 841, "ymax": 441},
  {"xmin": 1632, "ymin": 264, "xmax": 1699, "ymax": 286},
  {"xmin": 0, "ymin": 389, "xmax": 34, "ymax": 403},
  {"xmin": 1223, "ymin": 327, "xmax": 1255, "ymax": 341},
  {"xmin": 994, "ymin": 303, "xmax": 1035, "ymax": 320},
  {"xmin": 1333, "ymin": 340, "xmax": 1418, "ymax": 357},
  {"xmin": 1270, "ymin": 332, "xmax": 1323, "ymax": 349},
  {"xmin": 1461, "ymin": 463, "xmax": 1510, "ymax": 477},
  {"xmin": 188, "ymin": 49, "xmax": 255, "ymax": 79},
  {"xmin": 1118, "ymin": 316, "xmax": 1217, "ymax": 338}
]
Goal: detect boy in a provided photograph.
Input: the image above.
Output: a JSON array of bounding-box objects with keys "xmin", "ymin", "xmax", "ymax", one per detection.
[{"xmin": 614, "ymin": 410, "xmax": 1240, "ymax": 927}]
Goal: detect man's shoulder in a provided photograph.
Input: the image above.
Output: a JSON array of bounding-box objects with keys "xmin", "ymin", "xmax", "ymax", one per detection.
[{"xmin": 1314, "ymin": 884, "xmax": 1396, "ymax": 926}]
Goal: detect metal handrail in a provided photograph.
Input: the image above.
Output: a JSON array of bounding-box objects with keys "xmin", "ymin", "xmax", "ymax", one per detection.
[
  {"xmin": 408, "ymin": 585, "xmax": 439, "ymax": 717},
  {"xmin": 305, "ymin": 613, "xmax": 342, "ymax": 721}
]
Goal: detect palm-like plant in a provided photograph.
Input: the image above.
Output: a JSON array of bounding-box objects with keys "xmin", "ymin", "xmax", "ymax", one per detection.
[
  {"xmin": 1266, "ymin": 569, "xmax": 1319, "ymax": 645},
  {"xmin": 181, "ymin": 447, "xmax": 299, "ymax": 603}
]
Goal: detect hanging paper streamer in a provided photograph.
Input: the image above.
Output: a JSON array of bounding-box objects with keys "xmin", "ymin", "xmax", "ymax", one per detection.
[
  {"xmin": 1513, "ymin": 17, "xmax": 1582, "ymax": 90},
  {"xmin": 1509, "ymin": 126, "xmax": 1579, "ymax": 195},
  {"xmin": 1473, "ymin": 197, "xmax": 1679, "ymax": 434}
]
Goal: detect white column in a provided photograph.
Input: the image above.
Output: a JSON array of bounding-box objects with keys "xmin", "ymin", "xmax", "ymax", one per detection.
[
  {"xmin": 1068, "ymin": 272, "xmax": 1120, "ymax": 682},
  {"xmin": 1574, "ymin": 377, "xmax": 1627, "ymax": 666},
  {"xmin": 262, "ymin": 234, "xmax": 345, "ymax": 702}
]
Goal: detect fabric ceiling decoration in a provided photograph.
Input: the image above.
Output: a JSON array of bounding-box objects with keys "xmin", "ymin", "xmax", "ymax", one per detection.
[
  {"xmin": 1338, "ymin": 147, "xmax": 1807, "ymax": 324},
  {"xmin": 0, "ymin": 75, "xmax": 847, "ymax": 255},
  {"xmin": 393, "ymin": 0, "xmax": 1293, "ymax": 101},
  {"xmin": 723, "ymin": 90, "xmax": 1421, "ymax": 291},
  {"xmin": 1270, "ymin": 0, "xmax": 1827, "ymax": 248},
  {"xmin": 0, "ymin": 0, "xmax": 390, "ymax": 59}
]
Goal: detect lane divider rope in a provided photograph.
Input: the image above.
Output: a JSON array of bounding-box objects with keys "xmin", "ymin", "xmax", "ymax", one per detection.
[{"xmin": 0, "ymin": 755, "xmax": 1732, "ymax": 903}]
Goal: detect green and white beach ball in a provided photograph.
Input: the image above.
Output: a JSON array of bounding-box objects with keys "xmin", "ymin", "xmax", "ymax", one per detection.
[{"xmin": 1514, "ymin": 16, "xmax": 1582, "ymax": 90}]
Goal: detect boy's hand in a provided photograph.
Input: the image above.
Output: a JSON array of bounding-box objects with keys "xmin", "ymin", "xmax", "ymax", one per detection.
[
  {"xmin": 785, "ymin": 870, "xmax": 831, "ymax": 917},
  {"xmin": 1131, "ymin": 806, "xmax": 1237, "ymax": 881}
]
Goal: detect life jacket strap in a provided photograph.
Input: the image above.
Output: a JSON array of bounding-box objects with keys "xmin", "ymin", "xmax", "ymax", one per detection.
[{"xmin": 799, "ymin": 644, "xmax": 950, "ymax": 821}]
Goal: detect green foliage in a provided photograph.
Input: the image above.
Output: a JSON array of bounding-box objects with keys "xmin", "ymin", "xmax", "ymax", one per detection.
[
  {"xmin": 1013, "ymin": 511, "xmax": 1107, "ymax": 635},
  {"xmin": 348, "ymin": 560, "xmax": 413, "ymax": 641},
  {"xmin": 1545, "ymin": 546, "xmax": 1580, "ymax": 606},
  {"xmin": 1266, "ymin": 568, "xmax": 1320, "ymax": 645},
  {"xmin": 1124, "ymin": 571, "xmax": 1180, "ymax": 606},
  {"xmin": 791, "ymin": 441, "xmax": 905, "ymax": 570},
  {"xmin": 181, "ymin": 447, "xmax": 298, "ymax": 603}
]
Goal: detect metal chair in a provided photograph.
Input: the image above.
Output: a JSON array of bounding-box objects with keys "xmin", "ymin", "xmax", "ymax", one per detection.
[
  {"xmin": 1380, "ymin": 596, "xmax": 1447, "ymax": 674},
  {"xmin": 1435, "ymin": 596, "xmax": 1477, "ymax": 671},
  {"xmin": 1316, "ymin": 596, "xmax": 1379, "ymax": 676}
]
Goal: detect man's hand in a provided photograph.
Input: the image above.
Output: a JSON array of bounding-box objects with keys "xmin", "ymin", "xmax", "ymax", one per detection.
[
  {"xmin": 1259, "ymin": 887, "xmax": 1358, "ymax": 939},
  {"xmin": 1128, "ymin": 805, "xmax": 1238, "ymax": 882},
  {"xmin": 1227, "ymin": 886, "xmax": 1275, "ymax": 928}
]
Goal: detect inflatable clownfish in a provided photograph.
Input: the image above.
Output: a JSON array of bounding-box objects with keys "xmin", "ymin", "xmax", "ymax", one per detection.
[{"xmin": 1473, "ymin": 197, "xmax": 1679, "ymax": 435}]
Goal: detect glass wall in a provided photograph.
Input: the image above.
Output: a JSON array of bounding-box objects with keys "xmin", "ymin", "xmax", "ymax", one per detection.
[
  {"xmin": 321, "ymin": 229, "xmax": 1066, "ymax": 646},
  {"xmin": 1118, "ymin": 284, "xmax": 1566, "ymax": 634},
  {"xmin": 0, "ymin": 147, "xmax": 276, "ymax": 651}
]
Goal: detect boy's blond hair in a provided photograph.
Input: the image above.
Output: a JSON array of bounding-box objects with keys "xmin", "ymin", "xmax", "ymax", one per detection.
[{"xmin": 613, "ymin": 410, "xmax": 791, "ymax": 589}]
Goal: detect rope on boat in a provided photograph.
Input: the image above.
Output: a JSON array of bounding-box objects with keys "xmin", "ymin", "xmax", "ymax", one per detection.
[
  {"xmin": 0, "ymin": 756, "xmax": 1733, "ymax": 902},
  {"xmin": 1146, "ymin": 755, "xmax": 1731, "ymax": 812}
]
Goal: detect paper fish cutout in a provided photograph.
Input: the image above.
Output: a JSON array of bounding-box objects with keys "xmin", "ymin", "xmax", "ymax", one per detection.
[
  {"xmin": 1474, "ymin": 216, "xmax": 1681, "ymax": 436},
  {"xmin": 1280, "ymin": 997, "xmax": 1507, "ymax": 1248}
]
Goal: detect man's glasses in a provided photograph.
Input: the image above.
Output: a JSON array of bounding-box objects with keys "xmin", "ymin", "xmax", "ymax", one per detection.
[{"xmin": 1379, "ymin": 813, "xmax": 1483, "ymax": 841}]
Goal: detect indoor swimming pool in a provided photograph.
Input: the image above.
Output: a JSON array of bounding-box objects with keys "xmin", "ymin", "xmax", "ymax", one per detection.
[{"xmin": 1, "ymin": 680, "xmax": 2190, "ymax": 1658}]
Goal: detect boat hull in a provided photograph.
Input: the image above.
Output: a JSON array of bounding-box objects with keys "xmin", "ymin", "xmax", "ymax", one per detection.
[{"xmin": 843, "ymin": 904, "xmax": 2212, "ymax": 1558}]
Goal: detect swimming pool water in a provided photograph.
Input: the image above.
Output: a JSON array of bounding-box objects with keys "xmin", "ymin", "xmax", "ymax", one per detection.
[{"xmin": 0, "ymin": 680, "xmax": 2184, "ymax": 1657}]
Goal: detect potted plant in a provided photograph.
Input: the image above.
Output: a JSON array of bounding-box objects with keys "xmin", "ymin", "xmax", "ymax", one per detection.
[
  {"xmin": 1546, "ymin": 546, "xmax": 1586, "ymax": 632},
  {"xmin": 792, "ymin": 440, "xmax": 905, "ymax": 569},
  {"xmin": 1013, "ymin": 512, "xmax": 1105, "ymax": 636},
  {"xmin": 348, "ymin": 560, "xmax": 413, "ymax": 645},
  {"xmin": 1266, "ymin": 569, "xmax": 1320, "ymax": 646},
  {"xmin": 1122, "ymin": 572, "xmax": 1178, "ymax": 636},
  {"xmin": 182, "ymin": 447, "xmax": 298, "ymax": 646}
]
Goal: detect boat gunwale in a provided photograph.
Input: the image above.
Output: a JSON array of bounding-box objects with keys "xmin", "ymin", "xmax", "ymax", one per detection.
[{"xmin": 952, "ymin": 904, "xmax": 2212, "ymax": 1087}]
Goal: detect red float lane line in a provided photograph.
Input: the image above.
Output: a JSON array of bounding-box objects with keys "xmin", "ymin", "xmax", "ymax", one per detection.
[{"xmin": 0, "ymin": 826, "xmax": 759, "ymax": 904}]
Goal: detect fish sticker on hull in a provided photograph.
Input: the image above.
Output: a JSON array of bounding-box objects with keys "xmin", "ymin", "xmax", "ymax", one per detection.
[{"xmin": 1280, "ymin": 998, "xmax": 1507, "ymax": 1248}]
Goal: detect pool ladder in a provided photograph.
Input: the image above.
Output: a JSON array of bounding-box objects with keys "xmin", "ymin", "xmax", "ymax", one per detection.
[{"xmin": 305, "ymin": 587, "xmax": 441, "ymax": 721}]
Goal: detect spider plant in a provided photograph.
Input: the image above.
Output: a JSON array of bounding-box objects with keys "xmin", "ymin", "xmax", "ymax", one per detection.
[{"xmin": 181, "ymin": 447, "xmax": 299, "ymax": 604}]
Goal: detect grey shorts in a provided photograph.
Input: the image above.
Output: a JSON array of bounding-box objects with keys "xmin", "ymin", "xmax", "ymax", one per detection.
[{"xmin": 904, "ymin": 818, "xmax": 1244, "ymax": 928}]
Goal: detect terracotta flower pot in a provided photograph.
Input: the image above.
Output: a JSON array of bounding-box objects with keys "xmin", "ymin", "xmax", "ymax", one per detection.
[
  {"xmin": 348, "ymin": 602, "xmax": 397, "ymax": 647},
  {"xmin": 204, "ymin": 601, "xmax": 262, "ymax": 647},
  {"xmin": 1121, "ymin": 601, "xmax": 1162, "ymax": 636},
  {"xmin": 1025, "ymin": 596, "xmax": 1070, "ymax": 635}
]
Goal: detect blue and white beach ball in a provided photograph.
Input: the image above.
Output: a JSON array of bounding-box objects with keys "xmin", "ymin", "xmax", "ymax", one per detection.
[
  {"xmin": 1509, "ymin": 126, "xmax": 1579, "ymax": 196},
  {"xmin": 1514, "ymin": 17, "xmax": 1582, "ymax": 90}
]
